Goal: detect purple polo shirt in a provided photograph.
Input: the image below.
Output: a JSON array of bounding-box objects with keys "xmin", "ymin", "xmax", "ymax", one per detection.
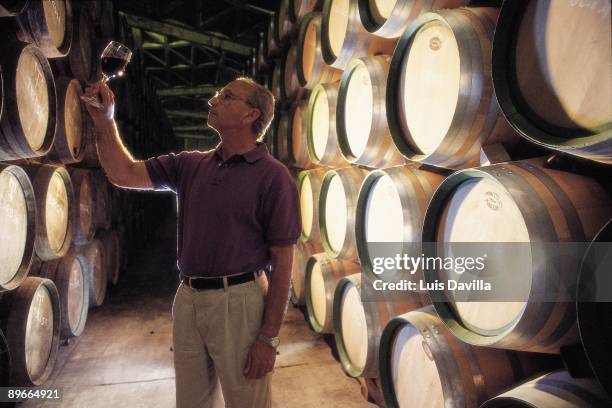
[{"xmin": 145, "ymin": 143, "xmax": 301, "ymax": 277}]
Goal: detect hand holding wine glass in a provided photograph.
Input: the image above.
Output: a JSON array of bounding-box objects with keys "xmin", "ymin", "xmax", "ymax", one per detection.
[{"xmin": 81, "ymin": 41, "xmax": 132, "ymax": 109}]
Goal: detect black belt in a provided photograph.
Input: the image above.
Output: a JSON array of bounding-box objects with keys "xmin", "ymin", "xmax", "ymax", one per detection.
[{"xmin": 182, "ymin": 272, "xmax": 255, "ymax": 290}]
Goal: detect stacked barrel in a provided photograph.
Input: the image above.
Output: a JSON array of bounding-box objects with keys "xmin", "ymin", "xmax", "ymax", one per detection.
[
  {"xmin": 0, "ymin": 0, "xmax": 173, "ymax": 388},
  {"xmin": 254, "ymin": 0, "xmax": 612, "ymax": 406}
]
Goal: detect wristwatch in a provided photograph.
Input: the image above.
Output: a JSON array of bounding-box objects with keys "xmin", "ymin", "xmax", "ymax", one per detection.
[{"xmin": 257, "ymin": 333, "xmax": 280, "ymax": 349}]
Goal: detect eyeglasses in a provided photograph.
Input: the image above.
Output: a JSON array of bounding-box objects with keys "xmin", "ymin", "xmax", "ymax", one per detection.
[{"xmin": 213, "ymin": 90, "xmax": 252, "ymax": 105}]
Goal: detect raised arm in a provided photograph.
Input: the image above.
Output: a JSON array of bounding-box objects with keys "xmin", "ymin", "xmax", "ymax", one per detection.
[{"xmin": 82, "ymin": 82, "xmax": 153, "ymax": 190}]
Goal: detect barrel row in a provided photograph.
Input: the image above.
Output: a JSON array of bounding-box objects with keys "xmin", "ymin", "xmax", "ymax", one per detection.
[
  {"xmin": 260, "ymin": 1, "xmax": 611, "ymax": 168},
  {"xmin": 261, "ymin": 0, "xmax": 612, "ymax": 406}
]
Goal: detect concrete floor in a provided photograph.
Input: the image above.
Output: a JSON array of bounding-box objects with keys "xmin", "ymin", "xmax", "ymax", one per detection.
[{"xmin": 20, "ymin": 213, "xmax": 374, "ymax": 408}]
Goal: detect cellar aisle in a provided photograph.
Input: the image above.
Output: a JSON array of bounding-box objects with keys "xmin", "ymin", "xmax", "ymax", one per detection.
[{"xmin": 21, "ymin": 213, "xmax": 373, "ymax": 408}]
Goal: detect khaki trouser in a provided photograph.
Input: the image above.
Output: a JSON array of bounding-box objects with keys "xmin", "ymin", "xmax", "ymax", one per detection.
[{"xmin": 173, "ymin": 280, "xmax": 271, "ymax": 408}]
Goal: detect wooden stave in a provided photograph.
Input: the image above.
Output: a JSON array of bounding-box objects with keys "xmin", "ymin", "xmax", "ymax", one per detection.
[
  {"xmin": 0, "ymin": 164, "xmax": 37, "ymax": 292},
  {"xmin": 333, "ymin": 273, "xmax": 425, "ymax": 377},
  {"xmin": 336, "ymin": 55, "xmax": 404, "ymax": 167},
  {"xmin": 378, "ymin": 306, "xmax": 561, "ymax": 408},
  {"xmin": 36, "ymin": 251, "xmax": 90, "ymax": 339},
  {"xmin": 576, "ymin": 219, "xmax": 612, "ymax": 398},
  {"xmin": 358, "ymin": 0, "xmax": 469, "ymax": 38},
  {"xmin": 274, "ymin": 109, "xmax": 291, "ymax": 164},
  {"xmin": 270, "ymin": 63, "xmax": 282, "ymax": 107},
  {"xmin": 256, "ymin": 32, "xmax": 271, "ymax": 73},
  {"xmin": 287, "ymin": 100, "xmax": 315, "ymax": 169},
  {"xmin": 16, "ymin": 0, "xmax": 73, "ymax": 58},
  {"xmin": 306, "ymin": 81, "xmax": 346, "ymax": 167},
  {"xmin": 68, "ymin": 4, "xmax": 96, "ymax": 82},
  {"xmin": 386, "ymin": 8, "xmax": 516, "ymax": 169},
  {"xmin": 275, "ymin": 0, "xmax": 298, "ymax": 45},
  {"xmin": 77, "ymin": 239, "xmax": 106, "ymax": 308},
  {"xmin": 305, "ymin": 253, "xmax": 360, "ymax": 333},
  {"xmin": 23, "ymin": 164, "xmax": 74, "ymax": 262},
  {"xmin": 319, "ymin": 166, "xmax": 369, "ymax": 260},
  {"xmin": 280, "ymin": 44, "xmax": 308, "ymax": 103},
  {"xmin": 295, "ymin": 12, "xmax": 343, "ymax": 90},
  {"xmin": 0, "ymin": 277, "xmax": 60, "ymax": 386},
  {"xmin": 355, "ymin": 165, "xmax": 446, "ymax": 281},
  {"xmin": 68, "ymin": 168, "xmax": 95, "ymax": 245},
  {"xmin": 422, "ymin": 160, "xmax": 612, "ymax": 353},
  {"xmin": 97, "ymin": 229, "xmax": 121, "ymax": 286},
  {"xmin": 481, "ymin": 370, "xmax": 611, "ymax": 408},
  {"xmin": 0, "ymin": 41, "xmax": 57, "ymax": 161},
  {"xmin": 297, "ymin": 167, "xmax": 327, "ymax": 244},
  {"xmin": 291, "ymin": 240, "xmax": 325, "ymax": 305},
  {"xmin": 289, "ymin": 0, "xmax": 323, "ymax": 23},
  {"xmin": 90, "ymin": 169, "xmax": 111, "ymax": 231},
  {"xmin": 264, "ymin": 19, "xmax": 282, "ymax": 62},
  {"xmin": 79, "ymin": 114, "xmax": 100, "ymax": 167},
  {"xmin": 0, "ymin": 0, "xmax": 30, "ymax": 17},
  {"xmin": 491, "ymin": 1, "xmax": 612, "ymax": 166},
  {"xmin": 46, "ymin": 77, "xmax": 86, "ymax": 164}
]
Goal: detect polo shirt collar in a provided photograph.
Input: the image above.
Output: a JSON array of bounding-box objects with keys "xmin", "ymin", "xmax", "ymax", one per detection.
[{"xmin": 214, "ymin": 142, "xmax": 268, "ymax": 164}]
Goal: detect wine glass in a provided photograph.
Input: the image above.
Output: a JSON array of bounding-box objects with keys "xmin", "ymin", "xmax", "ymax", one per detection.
[{"xmin": 80, "ymin": 41, "xmax": 132, "ymax": 108}]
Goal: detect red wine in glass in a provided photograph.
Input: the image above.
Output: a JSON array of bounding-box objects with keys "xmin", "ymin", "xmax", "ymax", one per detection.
[
  {"xmin": 81, "ymin": 41, "xmax": 132, "ymax": 108},
  {"xmin": 101, "ymin": 56, "xmax": 128, "ymax": 79}
]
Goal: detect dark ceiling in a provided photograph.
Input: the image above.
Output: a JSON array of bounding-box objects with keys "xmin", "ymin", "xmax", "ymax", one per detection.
[{"xmin": 114, "ymin": 0, "xmax": 280, "ymax": 142}]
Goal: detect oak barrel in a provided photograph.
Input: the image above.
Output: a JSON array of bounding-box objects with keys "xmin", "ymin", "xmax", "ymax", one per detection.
[
  {"xmin": 271, "ymin": 63, "xmax": 282, "ymax": 105},
  {"xmin": 0, "ymin": 277, "xmax": 60, "ymax": 386},
  {"xmin": 321, "ymin": 0, "xmax": 396, "ymax": 69},
  {"xmin": 274, "ymin": 110, "xmax": 291, "ymax": 164},
  {"xmin": 23, "ymin": 164, "xmax": 73, "ymax": 261},
  {"xmin": 355, "ymin": 165, "xmax": 445, "ymax": 281},
  {"xmin": 68, "ymin": 168, "xmax": 95, "ymax": 245},
  {"xmin": 333, "ymin": 273, "xmax": 424, "ymax": 377},
  {"xmin": 280, "ymin": 44, "xmax": 308, "ymax": 102},
  {"xmin": 337, "ymin": 55, "xmax": 404, "ymax": 167},
  {"xmin": 379, "ymin": 306, "xmax": 561, "ymax": 407},
  {"xmin": 0, "ymin": 41, "xmax": 56, "ymax": 160},
  {"xmin": 97, "ymin": 229, "xmax": 121, "ymax": 286},
  {"xmin": 492, "ymin": 0, "xmax": 612, "ymax": 165},
  {"xmin": 387, "ymin": 7, "xmax": 518, "ymax": 169},
  {"xmin": 358, "ymin": 0, "xmax": 468, "ymax": 38},
  {"xmin": 306, "ymin": 81, "xmax": 346, "ymax": 167},
  {"xmin": 288, "ymin": 100, "xmax": 315, "ymax": 169},
  {"xmin": 264, "ymin": 19, "xmax": 282, "ymax": 61},
  {"xmin": 16, "ymin": 0, "xmax": 73, "ymax": 58},
  {"xmin": 47, "ymin": 77, "xmax": 86, "ymax": 164},
  {"xmin": 295, "ymin": 12, "xmax": 342, "ymax": 90},
  {"xmin": 298, "ymin": 167, "xmax": 327, "ymax": 243},
  {"xmin": 275, "ymin": 0, "xmax": 297, "ymax": 45},
  {"xmin": 78, "ymin": 239, "xmax": 106, "ymax": 308},
  {"xmin": 0, "ymin": 165, "xmax": 36, "ymax": 292},
  {"xmin": 36, "ymin": 251, "xmax": 90, "ymax": 338},
  {"xmin": 80, "ymin": 114, "xmax": 100, "ymax": 167},
  {"xmin": 319, "ymin": 166, "xmax": 368, "ymax": 260},
  {"xmin": 91, "ymin": 169, "xmax": 112, "ymax": 230},
  {"xmin": 305, "ymin": 253, "xmax": 360, "ymax": 333},
  {"xmin": 422, "ymin": 159, "xmax": 612, "ymax": 353},
  {"xmin": 69, "ymin": 4, "xmax": 96, "ymax": 82},
  {"xmin": 291, "ymin": 240, "xmax": 324, "ymax": 305},
  {"xmin": 481, "ymin": 370, "xmax": 611, "ymax": 408},
  {"xmin": 289, "ymin": 0, "xmax": 322, "ymax": 23}
]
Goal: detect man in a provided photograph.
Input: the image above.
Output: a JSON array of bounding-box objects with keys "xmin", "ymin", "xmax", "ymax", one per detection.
[{"xmin": 83, "ymin": 78, "xmax": 300, "ymax": 408}]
